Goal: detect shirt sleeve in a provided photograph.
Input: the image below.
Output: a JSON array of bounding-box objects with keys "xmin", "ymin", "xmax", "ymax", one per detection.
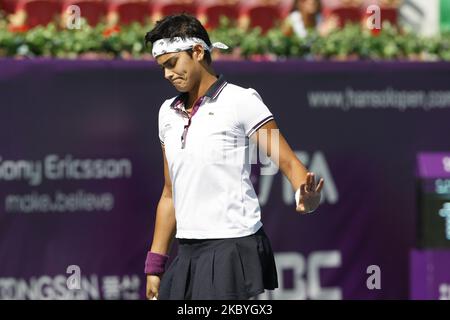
[
  {"xmin": 237, "ymin": 88, "xmax": 274, "ymax": 137},
  {"xmin": 158, "ymin": 100, "xmax": 169, "ymax": 146}
]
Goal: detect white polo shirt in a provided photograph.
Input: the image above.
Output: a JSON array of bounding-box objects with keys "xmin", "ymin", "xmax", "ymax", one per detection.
[{"xmin": 158, "ymin": 74, "xmax": 274, "ymax": 239}]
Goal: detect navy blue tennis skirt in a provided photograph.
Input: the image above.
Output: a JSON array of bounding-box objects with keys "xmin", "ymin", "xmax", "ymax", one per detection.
[{"xmin": 158, "ymin": 226, "xmax": 278, "ymax": 300}]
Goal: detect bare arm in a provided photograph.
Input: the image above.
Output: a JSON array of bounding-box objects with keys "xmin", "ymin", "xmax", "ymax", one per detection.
[
  {"xmin": 252, "ymin": 119, "xmax": 324, "ymax": 213},
  {"xmin": 150, "ymin": 145, "xmax": 176, "ymax": 255},
  {"xmin": 146, "ymin": 146, "xmax": 176, "ymax": 299}
]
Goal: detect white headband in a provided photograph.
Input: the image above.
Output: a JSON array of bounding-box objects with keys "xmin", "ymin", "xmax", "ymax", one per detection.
[{"xmin": 152, "ymin": 37, "xmax": 229, "ymax": 58}]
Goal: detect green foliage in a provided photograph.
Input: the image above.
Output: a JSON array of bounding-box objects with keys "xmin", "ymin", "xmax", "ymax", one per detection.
[{"xmin": 1, "ymin": 17, "xmax": 449, "ymax": 61}]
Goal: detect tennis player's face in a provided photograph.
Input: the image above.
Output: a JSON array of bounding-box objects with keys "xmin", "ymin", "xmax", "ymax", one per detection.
[{"xmin": 156, "ymin": 51, "xmax": 200, "ymax": 93}]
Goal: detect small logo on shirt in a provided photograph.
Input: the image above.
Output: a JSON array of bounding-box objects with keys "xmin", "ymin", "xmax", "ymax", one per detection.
[
  {"xmin": 208, "ymin": 112, "xmax": 214, "ymax": 115},
  {"xmin": 162, "ymin": 123, "xmax": 172, "ymax": 136}
]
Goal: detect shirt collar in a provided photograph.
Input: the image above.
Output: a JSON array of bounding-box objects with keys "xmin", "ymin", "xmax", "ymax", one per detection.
[{"xmin": 170, "ymin": 74, "xmax": 227, "ymax": 110}]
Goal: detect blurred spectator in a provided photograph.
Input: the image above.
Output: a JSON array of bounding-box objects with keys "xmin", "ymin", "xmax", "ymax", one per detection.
[
  {"xmin": 282, "ymin": 0, "xmax": 339, "ymax": 37},
  {"xmin": 279, "ymin": 0, "xmax": 295, "ymax": 18},
  {"xmin": 399, "ymin": 0, "xmax": 440, "ymax": 36}
]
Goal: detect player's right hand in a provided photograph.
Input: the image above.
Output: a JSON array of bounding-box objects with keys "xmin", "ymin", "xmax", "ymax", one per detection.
[{"xmin": 146, "ymin": 274, "xmax": 161, "ymax": 300}]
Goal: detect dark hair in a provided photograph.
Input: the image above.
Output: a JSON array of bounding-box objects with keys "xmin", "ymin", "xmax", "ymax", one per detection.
[
  {"xmin": 145, "ymin": 13, "xmax": 212, "ymax": 65},
  {"xmin": 290, "ymin": 0, "xmax": 322, "ymax": 13}
]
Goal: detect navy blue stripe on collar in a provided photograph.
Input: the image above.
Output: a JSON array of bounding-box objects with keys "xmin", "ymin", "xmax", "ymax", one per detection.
[{"xmin": 205, "ymin": 74, "xmax": 227, "ymax": 99}]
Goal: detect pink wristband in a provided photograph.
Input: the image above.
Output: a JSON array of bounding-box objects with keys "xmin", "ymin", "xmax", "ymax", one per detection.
[{"xmin": 145, "ymin": 251, "xmax": 169, "ymax": 275}]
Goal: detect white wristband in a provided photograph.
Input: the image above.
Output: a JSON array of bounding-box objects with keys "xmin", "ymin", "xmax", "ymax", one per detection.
[{"xmin": 295, "ymin": 188, "xmax": 301, "ymax": 206}]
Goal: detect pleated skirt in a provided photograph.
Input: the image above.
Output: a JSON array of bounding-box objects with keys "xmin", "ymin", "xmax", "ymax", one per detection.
[{"xmin": 158, "ymin": 226, "xmax": 278, "ymax": 300}]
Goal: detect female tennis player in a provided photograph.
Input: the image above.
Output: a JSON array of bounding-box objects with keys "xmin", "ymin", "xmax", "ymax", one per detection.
[{"xmin": 144, "ymin": 14, "xmax": 324, "ymax": 300}]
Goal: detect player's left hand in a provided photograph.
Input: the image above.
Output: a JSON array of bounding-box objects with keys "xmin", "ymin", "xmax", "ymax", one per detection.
[{"xmin": 296, "ymin": 172, "xmax": 324, "ymax": 214}]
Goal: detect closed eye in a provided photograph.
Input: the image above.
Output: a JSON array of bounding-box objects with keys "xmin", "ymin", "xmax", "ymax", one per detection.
[{"xmin": 161, "ymin": 56, "xmax": 177, "ymax": 70}]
